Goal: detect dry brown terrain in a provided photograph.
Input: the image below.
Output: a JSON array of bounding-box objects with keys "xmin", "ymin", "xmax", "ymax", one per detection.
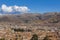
[{"xmin": 0, "ymin": 12, "xmax": 60, "ymax": 40}]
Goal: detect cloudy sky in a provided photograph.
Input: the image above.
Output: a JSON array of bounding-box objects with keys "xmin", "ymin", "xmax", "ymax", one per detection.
[
  {"xmin": 1, "ymin": 4, "xmax": 30, "ymax": 13},
  {"xmin": 0, "ymin": 0, "xmax": 60, "ymax": 14}
]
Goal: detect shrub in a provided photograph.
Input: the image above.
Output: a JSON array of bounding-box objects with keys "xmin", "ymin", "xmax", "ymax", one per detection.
[
  {"xmin": 30, "ymin": 34, "xmax": 38, "ymax": 40},
  {"xmin": 43, "ymin": 35, "xmax": 49, "ymax": 40}
]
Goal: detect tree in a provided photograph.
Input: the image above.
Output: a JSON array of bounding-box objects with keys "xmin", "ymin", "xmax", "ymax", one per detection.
[
  {"xmin": 30, "ymin": 34, "xmax": 38, "ymax": 40},
  {"xmin": 0, "ymin": 38, "xmax": 5, "ymax": 40},
  {"xmin": 43, "ymin": 35, "xmax": 49, "ymax": 40}
]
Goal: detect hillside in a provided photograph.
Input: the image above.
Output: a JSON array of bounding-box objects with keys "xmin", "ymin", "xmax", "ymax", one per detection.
[
  {"xmin": 0, "ymin": 12, "xmax": 60, "ymax": 40},
  {"xmin": 0, "ymin": 12, "xmax": 60, "ymax": 24}
]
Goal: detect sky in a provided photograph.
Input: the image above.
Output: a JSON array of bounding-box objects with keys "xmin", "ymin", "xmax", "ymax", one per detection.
[{"xmin": 0, "ymin": 0, "xmax": 60, "ymax": 13}]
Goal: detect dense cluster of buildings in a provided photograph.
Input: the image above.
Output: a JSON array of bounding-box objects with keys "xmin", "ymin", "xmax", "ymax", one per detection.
[{"xmin": 0, "ymin": 22, "xmax": 60, "ymax": 40}]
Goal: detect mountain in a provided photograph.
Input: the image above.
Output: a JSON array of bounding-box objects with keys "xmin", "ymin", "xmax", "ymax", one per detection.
[
  {"xmin": 0, "ymin": 12, "xmax": 60, "ymax": 40},
  {"xmin": 0, "ymin": 12, "xmax": 60, "ymax": 26},
  {"xmin": 0, "ymin": 12, "xmax": 60, "ymax": 22}
]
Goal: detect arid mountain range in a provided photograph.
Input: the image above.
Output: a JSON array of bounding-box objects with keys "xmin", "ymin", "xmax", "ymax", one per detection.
[
  {"xmin": 0, "ymin": 12, "xmax": 60, "ymax": 40},
  {"xmin": 0, "ymin": 12, "xmax": 60, "ymax": 25}
]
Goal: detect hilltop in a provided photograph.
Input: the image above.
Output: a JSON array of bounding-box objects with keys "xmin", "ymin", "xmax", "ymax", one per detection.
[{"xmin": 0, "ymin": 12, "xmax": 60, "ymax": 25}]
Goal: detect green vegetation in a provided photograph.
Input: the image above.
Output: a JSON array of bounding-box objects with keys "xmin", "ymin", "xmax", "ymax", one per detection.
[
  {"xmin": 30, "ymin": 34, "xmax": 38, "ymax": 40},
  {"xmin": 43, "ymin": 35, "xmax": 49, "ymax": 40},
  {"xmin": 14, "ymin": 28, "xmax": 25, "ymax": 32},
  {"xmin": 0, "ymin": 38, "xmax": 5, "ymax": 40}
]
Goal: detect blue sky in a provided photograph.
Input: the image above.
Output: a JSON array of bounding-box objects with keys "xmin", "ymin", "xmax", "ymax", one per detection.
[{"xmin": 0, "ymin": 0, "xmax": 60, "ymax": 13}]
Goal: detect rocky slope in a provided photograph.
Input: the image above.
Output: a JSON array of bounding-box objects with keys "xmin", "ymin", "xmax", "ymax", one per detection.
[{"xmin": 0, "ymin": 12, "xmax": 60, "ymax": 40}]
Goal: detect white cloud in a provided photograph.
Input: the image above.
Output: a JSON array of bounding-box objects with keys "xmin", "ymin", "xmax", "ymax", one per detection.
[
  {"xmin": 14, "ymin": 5, "xmax": 30, "ymax": 12},
  {"xmin": 1, "ymin": 4, "xmax": 13, "ymax": 12},
  {"xmin": 1, "ymin": 4, "xmax": 30, "ymax": 13}
]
